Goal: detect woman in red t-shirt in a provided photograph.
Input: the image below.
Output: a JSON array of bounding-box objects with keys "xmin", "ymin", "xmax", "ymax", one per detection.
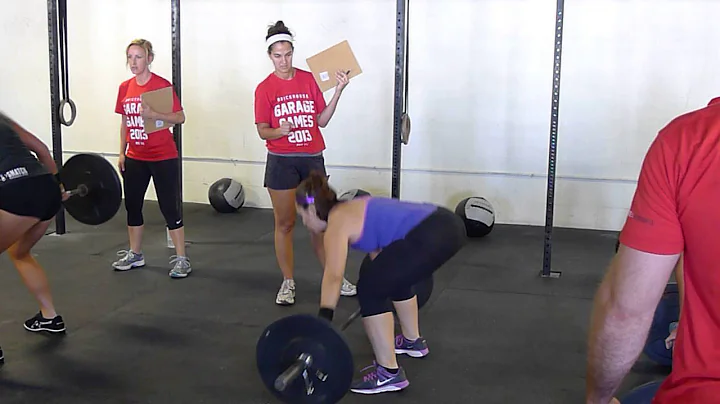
[
  {"xmin": 254, "ymin": 21, "xmax": 356, "ymax": 305},
  {"xmin": 112, "ymin": 39, "xmax": 191, "ymax": 279}
]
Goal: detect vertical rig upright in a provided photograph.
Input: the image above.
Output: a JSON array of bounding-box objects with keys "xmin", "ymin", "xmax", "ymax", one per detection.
[
  {"xmin": 171, "ymin": 0, "xmax": 183, "ymax": 215},
  {"xmin": 540, "ymin": 0, "xmax": 565, "ymax": 279},
  {"xmin": 47, "ymin": 0, "xmax": 65, "ymax": 235},
  {"xmin": 168, "ymin": 0, "xmax": 182, "ymax": 248},
  {"xmin": 391, "ymin": 0, "xmax": 408, "ymax": 199}
]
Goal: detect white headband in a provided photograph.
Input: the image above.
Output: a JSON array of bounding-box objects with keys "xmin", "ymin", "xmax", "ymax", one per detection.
[{"xmin": 266, "ymin": 34, "xmax": 293, "ymax": 48}]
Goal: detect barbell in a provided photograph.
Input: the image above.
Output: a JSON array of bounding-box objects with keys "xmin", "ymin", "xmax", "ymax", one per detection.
[
  {"xmin": 256, "ymin": 274, "xmax": 434, "ymax": 404},
  {"xmin": 58, "ymin": 153, "xmax": 122, "ymax": 226}
]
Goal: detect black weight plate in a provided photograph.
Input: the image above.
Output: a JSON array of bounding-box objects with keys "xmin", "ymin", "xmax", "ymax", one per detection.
[
  {"xmin": 61, "ymin": 153, "xmax": 122, "ymax": 226},
  {"xmin": 257, "ymin": 314, "xmax": 354, "ymax": 404}
]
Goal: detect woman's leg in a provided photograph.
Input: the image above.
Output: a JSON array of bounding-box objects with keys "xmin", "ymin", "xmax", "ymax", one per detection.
[
  {"xmin": 365, "ymin": 208, "xmax": 467, "ymax": 363},
  {"xmin": 264, "ymin": 154, "xmax": 302, "ymax": 305},
  {"xmin": 0, "ymin": 210, "xmax": 39, "ymax": 255},
  {"xmin": 392, "ymin": 297, "xmax": 420, "ymax": 340},
  {"xmin": 361, "ymin": 313, "xmax": 399, "ymax": 369},
  {"xmin": 351, "ymin": 261, "xmax": 410, "ymax": 394},
  {"xmin": 113, "ymin": 157, "xmax": 151, "ymax": 271},
  {"xmin": 149, "ymin": 159, "xmax": 190, "ymax": 278},
  {"xmin": 10, "ymin": 219, "xmax": 66, "ymax": 333},
  {"xmin": 269, "ymin": 188, "xmax": 298, "ymax": 304}
]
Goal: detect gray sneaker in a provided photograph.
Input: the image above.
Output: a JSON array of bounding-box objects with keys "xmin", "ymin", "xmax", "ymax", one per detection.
[
  {"xmin": 276, "ymin": 279, "xmax": 295, "ymax": 306},
  {"xmin": 113, "ymin": 250, "xmax": 145, "ymax": 271},
  {"xmin": 169, "ymin": 255, "xmax": 192, "ymax": 278},
  {"xmin": 341, "ymin": 278, "xmax": 357, "ymax": 296}
]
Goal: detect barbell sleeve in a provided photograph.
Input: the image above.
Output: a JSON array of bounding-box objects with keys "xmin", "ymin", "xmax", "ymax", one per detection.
[
  {"xmin": 274, "ymin": 353, "xmax": 313, "ymax": 392},
  {"xmin": 65, "ymin": 184, "xmax": 89, "ymax": 197}
]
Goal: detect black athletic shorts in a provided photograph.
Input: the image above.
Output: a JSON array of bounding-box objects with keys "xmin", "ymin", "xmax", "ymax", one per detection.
[
  {"xmin": 263, "ymin": 153, "xmax": 327, "ymax": 190},
  {"xmin": 0, "ymin": 174, "xmax": 62, "ymax": 221}
]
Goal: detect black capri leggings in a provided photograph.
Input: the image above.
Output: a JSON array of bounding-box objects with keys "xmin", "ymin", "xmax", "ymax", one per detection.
[
  {"xmin": 122, "ymin": 157, "xmax": 183, "ymax": 230},
  {"xmin": 357, "ymin": 207, "xmax": 467, "ymax": 317}
]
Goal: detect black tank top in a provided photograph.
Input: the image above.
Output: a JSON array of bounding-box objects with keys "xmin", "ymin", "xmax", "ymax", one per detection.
[{"xmin": 0, "ymin": 116, "xmax": 48, "ymax": 186}]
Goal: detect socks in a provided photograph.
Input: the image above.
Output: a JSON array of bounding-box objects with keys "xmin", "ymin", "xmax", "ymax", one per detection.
[{"xmin": 381, "ymin": 365, "xmax": 399, "ymax": 375}]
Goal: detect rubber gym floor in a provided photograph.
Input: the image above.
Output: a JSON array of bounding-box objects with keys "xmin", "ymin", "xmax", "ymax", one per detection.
[{"xmin": 0, "ymin": 201, "xmax": 670, "ymax": 403}]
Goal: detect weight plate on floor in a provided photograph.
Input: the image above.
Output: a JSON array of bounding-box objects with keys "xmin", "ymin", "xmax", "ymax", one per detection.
[{"xmin": 256, "ymin": 314, "xmax": 354, "ymax": 404}]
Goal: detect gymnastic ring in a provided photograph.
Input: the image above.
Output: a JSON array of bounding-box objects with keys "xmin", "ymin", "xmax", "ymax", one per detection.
[{"xmin": 59, "ymin": 98, "xmax": 77, "ymax": 126}]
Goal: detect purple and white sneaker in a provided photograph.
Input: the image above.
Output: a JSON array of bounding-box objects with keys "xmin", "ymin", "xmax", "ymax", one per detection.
[
  {"xmin": 395, "ymin": 334, "xmax": 430, "ymax": 358},
  {"xmin": 349, "ymin": 362, "xmax": 409, "ymax": 395}
]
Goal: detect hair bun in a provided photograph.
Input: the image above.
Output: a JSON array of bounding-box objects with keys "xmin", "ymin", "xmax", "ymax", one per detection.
[{"xmin": 267, "ymin": 20, "xmax": 292, "ymax": 37}]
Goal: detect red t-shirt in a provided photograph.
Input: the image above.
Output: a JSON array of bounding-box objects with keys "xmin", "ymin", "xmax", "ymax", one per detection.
[
  {"xmin": 115, "ymin": 73, "xmax": 182, "ymax": 161},
  {"xmin": 254, "ymin": 69, "xmax": 327, "ymax": 155},
  {"xmin": 619, "ymin": 97, "xmax": 720, "ymax": 403}
]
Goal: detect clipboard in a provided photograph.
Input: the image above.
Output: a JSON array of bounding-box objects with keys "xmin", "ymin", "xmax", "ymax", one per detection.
[
  {"xmin": 141, "ymin": 86, "xmax": 174, "ymax": 134},
  {"xmin": 306, "ymin": 40, "xmax": 363, "ymax": 92}
]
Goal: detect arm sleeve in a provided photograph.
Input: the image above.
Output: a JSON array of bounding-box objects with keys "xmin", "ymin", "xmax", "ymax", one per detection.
[
  {"xmin": 619, "ymin": 133, "xmax": 683, "ymax": 255},
  {"xmin": 254, "ymin": 85, "xmax": 272, "ymax": 124},
  {"xmin": 312, "ymin": 80, "xmax": 327, "ymax": 114},
  {"xmin": 115, "ymin": 83, "xmax": 127, "ymax": 115}
]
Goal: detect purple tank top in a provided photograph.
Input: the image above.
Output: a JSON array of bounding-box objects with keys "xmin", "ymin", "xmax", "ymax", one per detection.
[{"xmin": 349, "ymin": 197, "xmax": 437, "ymax": 253}]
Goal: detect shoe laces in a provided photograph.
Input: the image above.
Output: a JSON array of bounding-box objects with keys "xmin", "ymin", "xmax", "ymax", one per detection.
[
  {"xmin": 281, "ymin": 279, "xmax": 295, "ymax": 293},
  {"xmin": 116, "ymin": 249, "xmax": 133, "ymax": 258},
  {"xmin": 360, "ymin": 361, "xmax": 381, "ymax": 382},
  {"xmin": 169, "ymin": 255, "xmax": 189, "ymax": 266}
]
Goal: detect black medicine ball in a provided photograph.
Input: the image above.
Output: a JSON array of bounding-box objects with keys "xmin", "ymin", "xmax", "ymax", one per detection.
[
  {"xmin": 209, "ymin": 178, "xmax": 245, "ymax": 213},
  {"xmin": 338, "ymin": 188, "xmax": 371, "ymax": 201},
  {"xmin": 455, "ymin": 197, "xmax": 495, "ymax": 238}
]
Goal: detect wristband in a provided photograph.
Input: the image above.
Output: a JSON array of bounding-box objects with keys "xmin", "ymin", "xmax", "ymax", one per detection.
[{"xmin": 318, "ymin": 307, "xmax": 334, "ymax": 322}]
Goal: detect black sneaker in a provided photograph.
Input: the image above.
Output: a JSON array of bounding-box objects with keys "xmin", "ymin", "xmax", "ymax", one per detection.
[
  {"xmin": 0, "ymin": 345, "xmax": 4, "ymax": 366},
  {"xmin": 24, "ymin": 312, "xmax": 66, "ymax": 333}
]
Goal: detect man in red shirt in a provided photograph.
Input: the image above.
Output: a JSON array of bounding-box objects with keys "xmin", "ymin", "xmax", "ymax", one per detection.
[
  {"xmin": 254, "ymin": 21, "xmax": 357, "ymax": 305},
  {"xmin": 586, "ymin": 97, "xmax": 720, "ymax": 403}
]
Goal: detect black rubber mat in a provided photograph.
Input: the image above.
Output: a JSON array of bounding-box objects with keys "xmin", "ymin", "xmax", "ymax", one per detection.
[{"xmin": 0, "ymin": 202, "xmax": 669, "ymax": 403}]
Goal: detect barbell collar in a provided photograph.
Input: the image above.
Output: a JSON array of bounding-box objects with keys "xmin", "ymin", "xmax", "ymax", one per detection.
[{"xmin": 66, "ymin": 184, "xmax": 89, "ymax": 197}]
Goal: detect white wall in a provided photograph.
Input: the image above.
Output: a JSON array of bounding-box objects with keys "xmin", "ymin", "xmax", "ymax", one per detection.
[{"xmin": 2, "ymin": 0, "xmax": 720, "ymax": 231}]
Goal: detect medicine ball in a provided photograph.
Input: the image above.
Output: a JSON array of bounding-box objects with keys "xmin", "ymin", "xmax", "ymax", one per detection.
[
  {"xmin": 455, "ymin": 197, "xmax": 495, "ymax": 237},
  {"xmin": 208, "ymin": 178, "xmax": 245, "ymax": 213},
  {"xmin": 338, "ymin": 188, "xmax": 371, "ymax": 201}
]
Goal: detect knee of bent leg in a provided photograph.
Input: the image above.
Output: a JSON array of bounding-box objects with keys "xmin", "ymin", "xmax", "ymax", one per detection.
[
  {"xmin": 357, "ymin": 277, "xmax": 393, "ymax": 317},
  {"xmin": 390, "ymin": 285, "xmax": 415, "ymax": 303},
  {"xmin": 8, "ymin": 243, "xmax": 31, "ymax": 261}
]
